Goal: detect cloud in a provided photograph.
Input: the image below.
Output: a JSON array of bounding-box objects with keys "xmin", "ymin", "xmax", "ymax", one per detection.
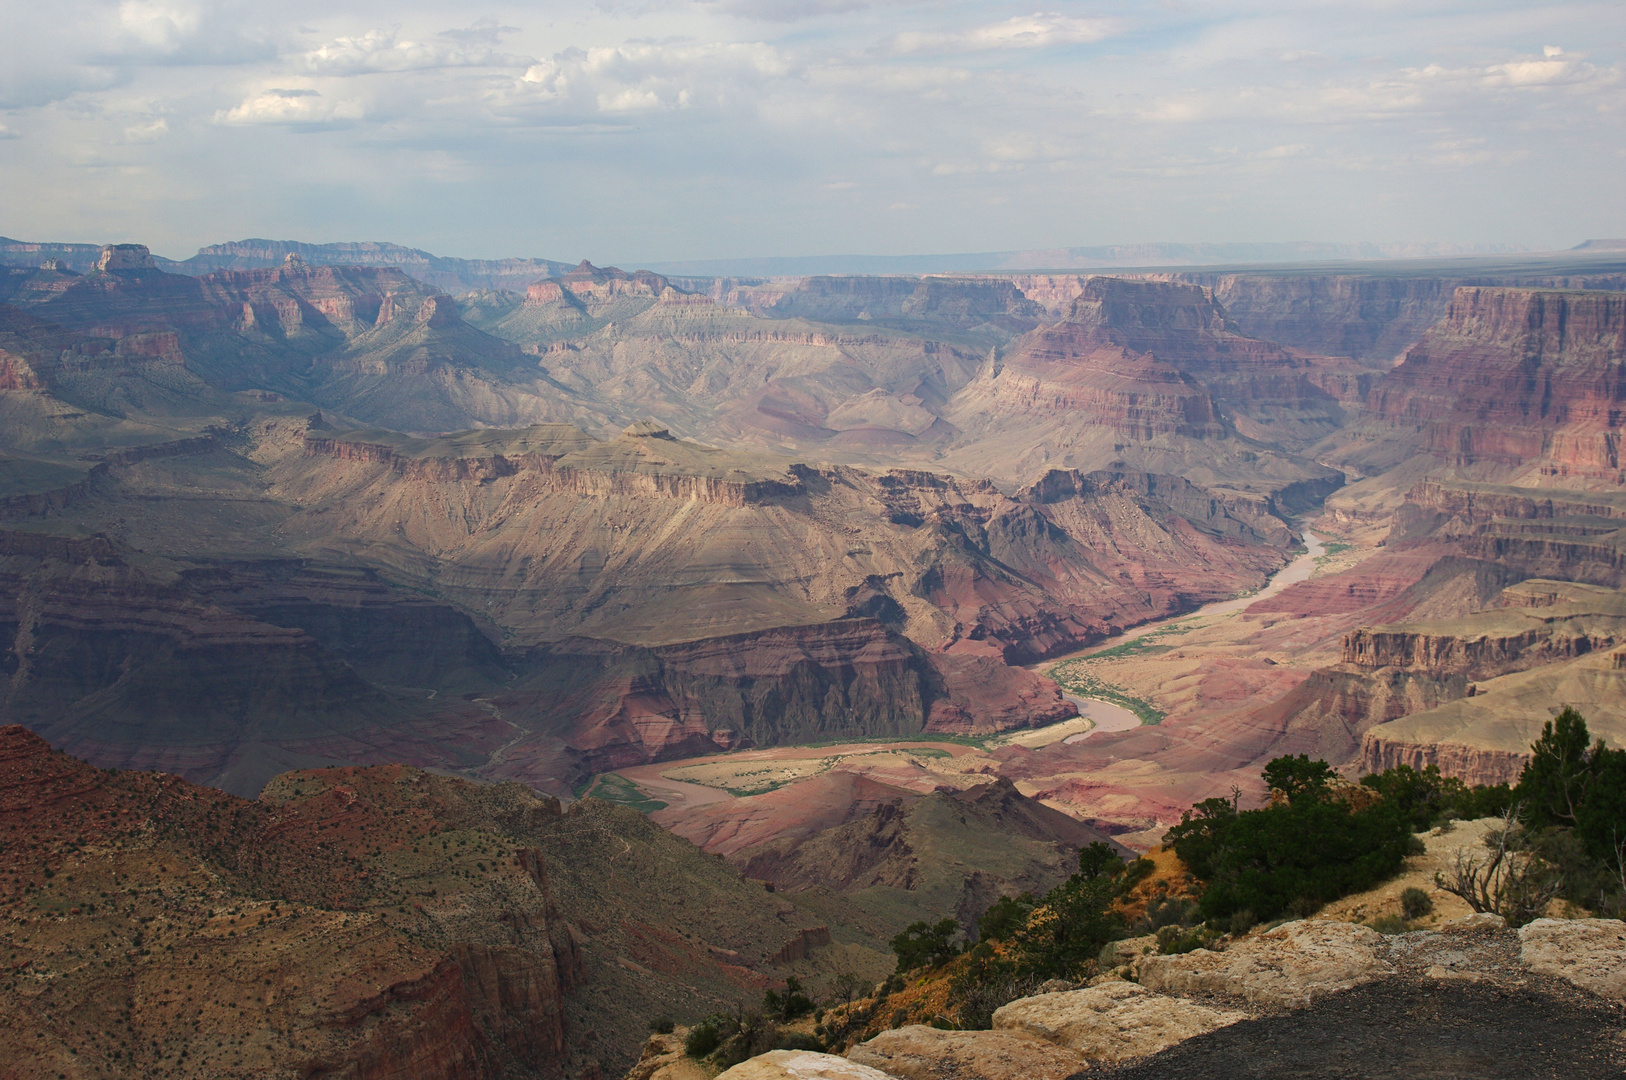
[
  {"xmin": 303, "ymin": 28, "xmax": 525, "ymax": 75},
  {"xmin": 437, "ymin": 20, "xmax": 522, "ymax": 47},
  {"xmin": 707, "ymin": 0, "xmax": 875, "ymax": 23},
  {"xmin": 109, "ymin": 0, "xmax": 275, "ymax": 65},
  {"xmin": 216, "ymin": 88, "xmax": 364, "ymax": 126},
  {"xmin": 124, "ymin": 118, "xmax": 170, "ymax": 141},
  {"xmin": 891, "ymin": 14, "xmax": 1115, "ymax": 56},
  {"xmin": 118, "ymin": 0, "xmax": 202, "ymax": 51},
  {"xmin": 0, "ymin": 0, "xmax": 1621, "ymax": 261},
  {"xmin": 513, "ymin": 41, "xmax": 792, "ymax": 114},
  {"xmin": 0, "ymin": 123, "xmax": 19, "ymax": 140}
]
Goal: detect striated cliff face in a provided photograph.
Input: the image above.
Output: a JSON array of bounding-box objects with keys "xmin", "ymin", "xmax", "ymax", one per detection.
[
  {"xmin": 1361, "ymin": 287, "xmax": 1626, "ymax": 483},
  {"xmin": 1144, "ymin": 269, "xmax": 1626, "ymax": 361},
  {"xmin": 0, "ymin": 529, "xmax": 509, "ymax": 796},
  {"xmin": 1343, "ymin": 604, "xmax": 1626, "ymax": 677},
  {"xmin": 1358, "ymin": 647, "xmax": 1626, "ymax": 786},
  {"xmin": 1392, "ymin": 480, "xmax": 1626, "ymax": 588},
  {"xmin": 1162, "ymin": 272, "xmax": 1459, "ymax": 361},
  {"xmin": 937, "ymin": 277, "xmax": 1353, "ymax": 494},
  {"xmin": 276, "ymin": 420, "xmax": 1294, "ymax": 660}
]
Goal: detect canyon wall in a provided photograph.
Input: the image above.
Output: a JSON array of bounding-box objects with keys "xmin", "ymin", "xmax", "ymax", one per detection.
[{"xmin": 1361, "ymin": 287, "xmax": 1626, "ymax": 483}]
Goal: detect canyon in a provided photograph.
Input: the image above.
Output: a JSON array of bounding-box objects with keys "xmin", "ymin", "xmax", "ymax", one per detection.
[{"xmin": 2, "ymin": 235, "xmax": 1626, "ymax": 1078}]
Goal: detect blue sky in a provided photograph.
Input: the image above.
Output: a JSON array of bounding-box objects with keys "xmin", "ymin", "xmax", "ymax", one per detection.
[{"xmin": 0, "ymin": 0, "xmax": 1621, "ymax": 263}]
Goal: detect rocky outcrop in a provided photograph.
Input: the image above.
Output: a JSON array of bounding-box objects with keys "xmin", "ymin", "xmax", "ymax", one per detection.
[
  {"xmin": 717, "ymin": 1051, "xmax": 896, "ymax": 1080},
  {"xmin": 767, "ymin": 926, "xmax": 832, "ymax": 965},
  {"xmin": 990, "ymin": 982, "xmax": 1246, "ymax": 1064},
  {"xmin": 1343, "ymin": 603, "xmax": 1626, "ymax": 677},
  {"xmin": 556, "ymin": 260, "xmax": 671, "ymax": 304},
  {"xmin": 1518, "ymin": 918, "xmax": 1626, "ymax": 999},
  {"xmin": 848, "ymin": 1025, "xmax": 1084, "ymax": 1080},
  {"xmin": 1138, "ymin": 920, "xmax": 1393, "ymax": 1008}
]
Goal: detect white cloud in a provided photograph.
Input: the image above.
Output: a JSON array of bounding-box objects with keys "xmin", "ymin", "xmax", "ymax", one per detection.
[
  {"xmin": 891, "ymin": 14, "xmax": 1115, "ymax": 56},
  {"xmin": 118, "ymin": 0, "xmax": 203, "ymax": 51},
  {"xmin": 0, "ymin": 0, "xmax": 1621, "ymax": 260},
  {"xmin": 124, "ymin": 118, "xmax": 170, "ymax": 141},
  {"xmin": 303, "ymin": 28, "xmax": 524, "ymax": 75},
  {"xmin": 215, "ymin": 88, "xmax": 364, "ymax": 126},
  {"xmin": 513, "ymin": 41, "xmax": 792, "ymax": 114}
]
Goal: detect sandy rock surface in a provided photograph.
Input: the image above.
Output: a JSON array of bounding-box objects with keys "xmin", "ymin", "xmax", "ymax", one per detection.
[
  {"xmin": 626, "ymin": 1032, "xmax": 713, "ymax": 1080},
  {"xmin": 1138, "ymin": 919, "xmax": 1392, "ymax": 1008},
  {"xmin": 991, "ymin": 981, "xmax": 1246, "ymax": 1064},
  {"xmin": 847, "ymin": 1025, "xmax": 1083, "ymax": 1080},
  {"xmin": 1518, "ymin": 918, "xmax": 1626, "ymax": 999},
  {"xmin": 716, "ymin": 1050, "xmax": 901, "ymax": 1080}
]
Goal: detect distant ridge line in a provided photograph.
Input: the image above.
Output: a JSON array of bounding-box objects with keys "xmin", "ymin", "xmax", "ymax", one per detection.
[{"xmin": 7, "ymin": 235, "xmax": 1620, "ymax": 292}]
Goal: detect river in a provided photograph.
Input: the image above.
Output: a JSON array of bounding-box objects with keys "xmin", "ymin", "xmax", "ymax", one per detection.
[{"xmin": 1036, "ymin": 528, "xmax": 1326, "ymax": 744}]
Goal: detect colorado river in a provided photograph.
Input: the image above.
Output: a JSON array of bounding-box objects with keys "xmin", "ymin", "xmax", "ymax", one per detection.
[{"xmin": 1039, "ymin": 528, "xmax": 1327, "ymax": 742}]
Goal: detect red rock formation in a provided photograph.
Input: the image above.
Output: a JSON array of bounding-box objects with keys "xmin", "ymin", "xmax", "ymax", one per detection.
[{"xmin": 1365, "ymin": 287, "xmax": 1626, "ymax": 482}]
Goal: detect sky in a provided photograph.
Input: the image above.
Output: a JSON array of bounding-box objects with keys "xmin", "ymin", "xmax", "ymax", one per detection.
[{"xmin": 0, "ymin": 0, "xmax": 1622, "ymax": 264}]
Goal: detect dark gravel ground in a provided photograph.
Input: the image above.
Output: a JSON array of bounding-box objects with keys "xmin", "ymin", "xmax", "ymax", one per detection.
[
  {"xmin": 1098, "ymin": 976, "xmax": 1625, "ymax": 1079},
  {"xmin": 1098, "ymin": 927, "xmax": 1626, "ymax": 1079}
]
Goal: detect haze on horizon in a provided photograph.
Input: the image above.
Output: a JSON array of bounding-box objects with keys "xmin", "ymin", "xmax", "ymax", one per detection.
[{"xmin": 0, "ymin": 0, "xmax": 1622, "ymax": 266}]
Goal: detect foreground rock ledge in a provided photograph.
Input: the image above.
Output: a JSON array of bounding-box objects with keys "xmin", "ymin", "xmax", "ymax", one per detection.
[
  {"xmin": 718, "ymin": 1050, "xmax": 900, "ymax": 1080},
  {"xmin": 848, "ymin": 1024, "xmax": 1085, "ymax": 1080},
  {"xmin": 992, "ymin": 982, "xmax": 1247, "ymax": 1064},
  {"xmin": 1139, "ymin": 919, "xmax": 1393, "ymax": 1008},
  {"xmin": 1518, "ymin": 918, "xmax": 1626, "ymax": 999}
]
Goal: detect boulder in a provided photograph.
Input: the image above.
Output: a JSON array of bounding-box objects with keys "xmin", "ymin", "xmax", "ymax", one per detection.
[
  {"xmin": 991, "ymin": 982, "xmax": 1245, "ymax": 1064},
  {"xmin": 716, "ymin": 1050, "xmax": 900, "ymax": 1080},
  {"xmin": 847, "ymin": 1025, "xmax": 1082, "ymax": 1080},
  {"xmin": 1138, "ymin": 919, "xmax": 1392, "ymax": 1008},
  {"xmin": 1518, "ymin": 918, "xmax": 1626, "ymax": 999},
  {"xmin": 1439, "ymin": 912, "xmax": 1506, "ymax": 932}
]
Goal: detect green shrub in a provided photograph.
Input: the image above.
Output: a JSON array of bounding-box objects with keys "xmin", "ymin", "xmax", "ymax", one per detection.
[
  {"xmin": 1166, "ymin": 761, "xmax": 1412, "ymax": 921},
  {"xmin": 1228, "ymin": 908, "xmax": 1256, "ymax": 936},
  {"xmin": 649, "ymin": 1015, "xmax": 675, "ymax": 1035},
  {"xmin": 685, "ymin": 1022, "xmax": 720, "ymax": 1058},
  {"xmin": 1360, "ymin": 763, "xmax": 1511, "ymax": 828},
  {"xmin": 711, "ymin": 1013, "xmax": 777, "ymax": 1069},
  {"xmin": 1368, "ymin": 913, "xmax": 1409, "ymax": 935},
  {"xmin": 1156, "ymin": 924, "xmax": 1215, "ymax": 954},
  {"xmin": 1399, "ymin": 887, "xmax": 1433, "ymax": 920},
  {"xmin": 763, "ymin": 976, "xmax": 815, "ymax": 1022},
  {"xmin": 891, "ymin": 918, "xmax": 962, "ymax": 973},
  {"xmin": 1138, "ymin": 895, "xmax": 1198, "ymax": 933},
  {"xmin": 977, "ymin": 893, "xmax": 1035, "ymax": 943}
]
